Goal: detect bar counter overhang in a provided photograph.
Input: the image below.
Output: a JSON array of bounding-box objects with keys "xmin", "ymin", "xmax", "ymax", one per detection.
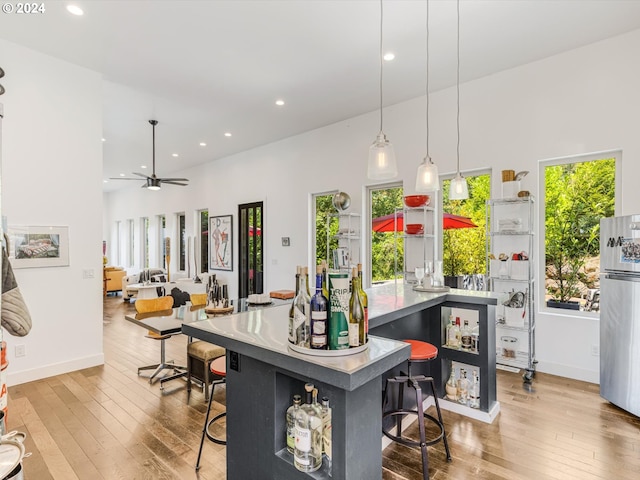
[{"xmin": 183, "ymin": 282, "xmax": 499, "ymax": 480}]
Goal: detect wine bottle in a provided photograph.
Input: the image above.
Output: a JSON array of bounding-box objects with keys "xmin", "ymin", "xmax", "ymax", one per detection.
[
  {"xmin": 294, "ymin": 384, "xmax": 323, "ymax": 472},
  {"xmin": 321, "ymin": 396, "xmax": 332, "ymax": 462},
  {"xmin": 321, "ymin": 261, "xmax": 329, "ymax": 301},
  {"xmin": 328, "ymin": 271, "xmax": 350, "ymax": 350},
  {"xmin": 288, "ymin": 266, "xmax": 301, "ymax": 344},
  {"xmin": 286, "ymin": 394, "xmax": 302, "ymax": 453},
  {"xmin": 310, "ymin": 265, "xmax": 329, "ymax": 349},
  {"xmin": 357, "ymin": 263, "xmax": 368, "ymax": 344},
  {"xmin": 348, "ymin": 267, "xmax": 364, "ymax": 347},
  {"xmin": 292, "ymin": 268, "xmax": 311, "ymax": 347}
]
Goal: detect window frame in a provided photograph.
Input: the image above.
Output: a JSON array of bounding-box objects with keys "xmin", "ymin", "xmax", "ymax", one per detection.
[{"xmin": 537, "ymin": 150, "xmax": 621, "ymax": 318}]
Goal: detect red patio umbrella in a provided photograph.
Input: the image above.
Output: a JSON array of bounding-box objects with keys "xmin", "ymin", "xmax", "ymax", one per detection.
[{"xmin": 371, "ymin": 212, "xmax": 477, "ymax": 232}]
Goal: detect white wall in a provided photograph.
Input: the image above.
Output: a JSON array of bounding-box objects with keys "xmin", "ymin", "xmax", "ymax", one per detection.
[
  {"xmin": 0, "ymin": 39, "xmax": 104, "ymax": 385},
  {"xmin": 105, "ymin": 29, "xmax": 640, "ymax": 384}
]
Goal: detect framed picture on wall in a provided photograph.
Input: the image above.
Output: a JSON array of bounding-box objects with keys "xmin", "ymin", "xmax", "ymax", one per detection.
[
  {"xmin": 8, "ymin": 225, "xmax": 70, "ymax": 269},
  {"xmin": 210, "ymin": 215, "xmax": 233, "ymax": 271}
]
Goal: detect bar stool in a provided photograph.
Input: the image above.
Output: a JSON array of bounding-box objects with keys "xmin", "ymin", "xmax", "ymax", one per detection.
[
  {"xmin": 382, "ymin": 339, "xmax": 451, "ymax": 480},
  {"xmin": 195, "ymin": 356, "xmax": 227, "ymax": 471}
]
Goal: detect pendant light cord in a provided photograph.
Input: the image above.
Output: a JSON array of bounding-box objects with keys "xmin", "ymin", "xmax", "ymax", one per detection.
[
  {"xmin": 456, "ymin": 0, "xmax": 460, "ymax": 172},
  {"xmin": 425, "ymin": 0, "xmax": 430, "ymax": 156},
  {"xmin": 379, "ymin": 0, "xmax": 384, "ymax": 133}
]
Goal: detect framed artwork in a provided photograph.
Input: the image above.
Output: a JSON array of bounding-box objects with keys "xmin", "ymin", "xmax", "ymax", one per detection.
[
  {"xmin": 210, "ymin": 215, "xmax": 233, "ymax": 271},
  {"xmin": 8, "ymin": 225, "xmax": 70, "ymax": 269}
]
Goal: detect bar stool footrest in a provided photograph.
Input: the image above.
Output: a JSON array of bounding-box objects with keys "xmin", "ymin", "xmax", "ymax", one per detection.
[
  {"xmin": 382, "ymin": 409, "xmax": 445, "ymax": 448},
  {"xmin": 205, "ymin": 412, "xmax": 227, "ymax": 445}
]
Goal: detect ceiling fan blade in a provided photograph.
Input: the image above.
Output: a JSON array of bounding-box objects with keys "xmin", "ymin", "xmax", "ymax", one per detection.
[
  {"xmin": 109, "ymin": 177, "xmax": 145, "ymax": 180},
  {"xmin": 162, "ymin": 181, "xmax": 189, "ymax": 186},
  {"xmin": 158, "ymin": 177, "xmax": 189, "ymax": 182},
  {"xmin": 132, "ymin": 172, "xmax": 150, "ymax": 178}
]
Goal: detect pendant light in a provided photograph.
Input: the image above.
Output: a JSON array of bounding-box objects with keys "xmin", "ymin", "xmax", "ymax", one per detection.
[
  {"xmin": 415, "ymin": 0, "xmax": 439, "ymax": 192},
  {"xmin": 449, "ymin": 0, "xmax": 469, "ymax": 200},
  {"xmin": 368, "ymin": 0, "xmax": 398, "ymax": 181}
]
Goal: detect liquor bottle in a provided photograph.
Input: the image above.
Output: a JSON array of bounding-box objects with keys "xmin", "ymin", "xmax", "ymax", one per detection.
[
  {"xmin": 445, "ymin": 314, "xmax": 456, "ymax": 347},
  {"xmin": 288, "ymin": 266, "xmax": 301, "ymax": 344},
  {"xmin": 454, "ymin": 317, "xmax": 462, "ymax": 348},
  {"xmin": 310, "ymin": 265, "xmax": 329, "ymax": 350},
  {"xmin": 469, "ymin": 370, "xmax": 480, "ymax": 409},
  {"xmin": 461, "ymin": 319, "xmax": 472, "ymax": 350},
  {"xmin": 321, "ymin": 396, "xmax": 332, "ymax": 462},
  {"xmin": 457, "ymin": 368, "xmax": 469, "ymax": 405},
  {"xmin": 357, "ymin": 263, "xmax": 369, "ymax": 343},
  {"xmin": 348, "ymin": 267, "xmax": 364, "ymax": 347},
  {"xmin": 471, "ymin": 320, "xmax": 480, "ymax": 353},
  {"xmin": 294, "ymin": 384, "xmax": 323, "ymax": 472},
  {"xmin": 445, "ymin": 368, "xmax": 457, "ymax": 401},
  {"xmin": 286, "ymin": 394, "xmax": 302, "ymax": 453},
  {"xmin": 292, "ymin": 268, "xmax": 311, "ymax": 347}
]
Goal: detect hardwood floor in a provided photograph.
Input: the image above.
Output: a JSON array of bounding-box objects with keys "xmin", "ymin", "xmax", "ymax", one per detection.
[{"xmin": 7, "ymin": 295, "xmax": 640, "ymax": 479}]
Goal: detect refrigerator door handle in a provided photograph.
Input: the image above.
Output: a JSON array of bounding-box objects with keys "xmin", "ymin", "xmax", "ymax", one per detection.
[{"xmin": 605, "ymin": 272, "xmax": 640, "ymax": 282}]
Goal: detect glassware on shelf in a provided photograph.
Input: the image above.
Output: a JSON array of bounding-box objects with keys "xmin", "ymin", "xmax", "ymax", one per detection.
[
  {"xmin": 432, "ymin": 260, "xmax": 444, "ymax": 287},
  {"xmin": 414, "ymin": 266, "xmax": 425, "ymax": 287}
]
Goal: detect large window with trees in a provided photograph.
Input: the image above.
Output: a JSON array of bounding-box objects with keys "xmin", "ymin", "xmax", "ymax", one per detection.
[
  {"xmin": 542, "ymin": 153, "xmax": 617, "ymax": 312},
  {"xmin": 442, "ymin": 173, "xmax": 490, "ymax": 283},
  {"xmin": 369, "ymin": 184, "xmax": 404, "ymax": 285},
  {"xmin": 178, "ymin": 213, "xmax": 186, "ymax": 271},
  {"xmin": 141, "ymin": 217, "xmax": 149, "ymax": 269},
  {"xmin": 199, "ymin": 209, "xmax": 209, "ymax": 273},
  {"xmin": 314, "ymin": 191, "xmax": 338, "ymax": 267},
  {"xmin": 157, "ymin": 214, "xmax": 166, "ymax": 269}
]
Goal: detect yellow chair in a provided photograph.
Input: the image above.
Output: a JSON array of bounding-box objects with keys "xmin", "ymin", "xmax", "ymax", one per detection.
[
  {"xmin": 135, "ymin": 297, "xmax": 187, "ymax": 385},
  {"xmin": 190, "ymin": 293, "xmax": 208, "ymax": 306}
]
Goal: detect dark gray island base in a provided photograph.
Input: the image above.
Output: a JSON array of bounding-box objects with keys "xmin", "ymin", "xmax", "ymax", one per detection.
[{"xmin": 183, "ymin": 283, "xmax": 498, "ymax": 480}]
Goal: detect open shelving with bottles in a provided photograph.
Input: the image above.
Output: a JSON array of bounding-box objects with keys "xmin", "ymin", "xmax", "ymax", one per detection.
[
  {"xmin": 486, "ymin": 196, "xmax": 536, "ymax": 382},
  {"xmin": 327, "ymin": 212, "xmax": 360, "ymax": 272},
  {"xmin": 394, "ymin": 203, "xmax": 436, "ymax": 284}
]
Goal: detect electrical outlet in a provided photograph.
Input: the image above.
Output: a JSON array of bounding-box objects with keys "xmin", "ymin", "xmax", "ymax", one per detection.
[
  {"xmin": 83, "ymin": 269, "xmax": 95, "ymax": 279},
  {"xmin": 230, "ymin": 351, "xmax": 240, "ymax": 372},
  {"xmin": 591, "ymin": 344, "xmax": 600, "ymax": 356},
  {"xmin": 15, "ymin": 345, "xmax": 26, "ymax": 357}
]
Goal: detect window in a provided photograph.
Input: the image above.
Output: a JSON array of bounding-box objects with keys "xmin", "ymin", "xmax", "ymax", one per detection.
[
  {"xmin": 313, "ymin": 191, "xmax": 338, "ymax": 267},
  {"xmin": 199, "ymin": 209, "xmax": 209, "ymax": 273},
  {"xmin": 115, "ymin": 220, "xmax": 121, "ymax": 266},
  {"xmin": 541, "ymin": 152, "xmax": 617, "ymax": 312},
  {"xmin": 178, "ymin": 213, "xmax": 186, "ymax": 271},
  {"xmin": 127, "ymin": 219, "xmax": 135, "ymax": 268},
  {"xmin": 157, "ymin": 214, "xmax": 166, "ymax": 269},
  {"xmin": 141, "ymin": 217, "xmax": 149, "ymax": 269},
  {"xmin": 441, "ymin": 173, "xmax": 490, "ymax": 283},
  {"xmin": 368, "ymin": 183, "xmax": 403, "ymax": 287},
  {"xmin": 239, "ymin": 202, "xmax": 263, "ymax": 298}
]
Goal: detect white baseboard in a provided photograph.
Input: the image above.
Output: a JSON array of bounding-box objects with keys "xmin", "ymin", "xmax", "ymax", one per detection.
[
  {"xmin": 535, "ymin": 361, "xmax": 599, "ymax": 384},
  {"xmin": 7, "ymin": 354, "xmax": 105, "ymax": 386}
]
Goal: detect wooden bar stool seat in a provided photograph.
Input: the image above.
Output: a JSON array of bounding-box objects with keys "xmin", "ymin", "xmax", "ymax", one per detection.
[
  {"xmin": 382, "ymin": 339, "xmax": 451, "ymax": 480},
  {"xmin": 195, "ymin": 356, "xmax": 227, "ymax": 471}
]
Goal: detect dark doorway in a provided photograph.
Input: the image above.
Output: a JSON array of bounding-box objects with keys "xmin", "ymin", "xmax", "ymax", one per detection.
[{"xmin": 238, "ymin": 201, "xmax": 263, "ymax": 298}]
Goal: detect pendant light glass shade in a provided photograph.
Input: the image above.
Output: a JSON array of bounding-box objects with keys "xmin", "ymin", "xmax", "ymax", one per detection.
[
  {"xmin": 449, "ymin": 172, "xmax": 468, "ymax": 200},
  {"xmin": 415, "ymin": 156, "xmax": 439, "ymax": 191},
  {"xmin": 368, "ymin": 132, "xmax": 397, "ymax": 180},
  {"xmin": 368, "ymin": 0, "xmax": 397, "ymax": 181}
]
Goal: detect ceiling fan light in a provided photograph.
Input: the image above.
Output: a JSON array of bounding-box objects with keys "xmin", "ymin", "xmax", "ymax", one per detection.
[
  {"xmin": 146, "ymin": 177, "xmax": 161, "ymax": 190},
  {"xmin": 415, "ymin": 156, "xmax": 439, "ymax": 192},
  {"xmin": 368, "ymin": 132, "xmax": 398, "ymax": 180},
  {"xmin": 449, "ymin": 172, "xmax": 469, "ymax": 200}
]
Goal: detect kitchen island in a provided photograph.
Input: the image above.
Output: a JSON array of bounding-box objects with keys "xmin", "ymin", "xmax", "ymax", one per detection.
[{"xmin": 183, "ymin": 283, "xmax": 498, "ymax": 480}]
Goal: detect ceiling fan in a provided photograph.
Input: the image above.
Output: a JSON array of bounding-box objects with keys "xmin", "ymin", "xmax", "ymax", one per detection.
[{"xmin": 110, "ymin": 119, "xmax": 189, "ymax": 190}]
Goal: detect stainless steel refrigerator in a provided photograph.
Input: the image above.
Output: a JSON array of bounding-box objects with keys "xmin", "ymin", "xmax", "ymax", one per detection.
[{"xmin": 600, "ymin": 215, "xmax": 640, "ymax": 417}]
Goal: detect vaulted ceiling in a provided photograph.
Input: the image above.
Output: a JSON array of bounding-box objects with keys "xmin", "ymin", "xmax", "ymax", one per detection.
[{"xmin": 1, "ymin": 0, "xmax": 640, "ymax": 191}]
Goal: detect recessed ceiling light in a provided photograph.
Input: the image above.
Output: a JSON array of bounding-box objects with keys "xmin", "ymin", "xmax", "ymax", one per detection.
[
  {"xmin": 141, "ymin": 165, "xmax": 147, "ymax": 169},
  {"xmin": 199, "ymin": 142, "xmax": 207, "ymax": 146},
  {"xmin": 383, "ymin": 52, "xmax": 395, "ymax": 61},
  {"xmin": 224, "ymin": 132, "xmax": 232, "ymax": 137},
  {"xmin": 275, "ymin": 99, "xmax": 285, "ymax": 106},
  {"xmin": 101, "ymin": 138, "xmax": 106, "ymax": 142},
  {"xmin": 172, "ymin": 153, "xmax": 179, "ymax": 157},
  {"xmin": 66, "ymin": 5, "xmax": 84, "ymax": 16},
  {"xmin": 103, "ymin": 180, "xmax": 108, "ymax": 183},
  {"xmin": 119, "ymin": 173, "xmax": 125, "ymax": 177}
]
